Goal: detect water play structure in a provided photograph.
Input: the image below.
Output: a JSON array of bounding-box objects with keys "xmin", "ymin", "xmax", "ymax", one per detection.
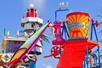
[{"xmin": 0, "ymin": 2, "xmax": 101, "ymax": 68}]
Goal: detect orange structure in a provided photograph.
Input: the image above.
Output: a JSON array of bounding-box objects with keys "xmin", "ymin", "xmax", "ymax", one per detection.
[
  {"xmin": 67, "ymin": 12, "xmax": 89, "ymax": 38},
  {"xmin": 57, "ymin": 12, "xmax": 99, "ymax": 68}
]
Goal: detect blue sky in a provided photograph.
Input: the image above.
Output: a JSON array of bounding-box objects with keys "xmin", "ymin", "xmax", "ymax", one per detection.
[{"xmin": 0, "ymin": 0, "xmax": 102, "ymax": 68}]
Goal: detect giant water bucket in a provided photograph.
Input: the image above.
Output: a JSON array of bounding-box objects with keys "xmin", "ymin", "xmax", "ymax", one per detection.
[{"xmin": 66, "ymin": 12, "xmax": 90, "ymax": 38}]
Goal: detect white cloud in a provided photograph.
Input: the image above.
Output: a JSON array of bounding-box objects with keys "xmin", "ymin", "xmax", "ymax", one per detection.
[
  {"xmin": 23, "ymin": 0, "xmax": 45, "ymax": 12},
  {"xmin": 46, "ymin": 65, "xmax": 53, "ymax": 68},
  {"xmin": 28, "ymin": 0, "xmax": 44, "ymax": 8}
]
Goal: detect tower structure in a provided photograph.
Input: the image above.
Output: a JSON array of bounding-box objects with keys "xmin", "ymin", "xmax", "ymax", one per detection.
[
  {"xmin": 54, "ymin": 12, "xmax": 99, "ymax": 68},
  {"xmin": 21, "ymin": 4, "xmax": 43, "ymax": 55},
  {"xmin": 21, "ymin": 4, "xmax": 43, "ymax": 35}
]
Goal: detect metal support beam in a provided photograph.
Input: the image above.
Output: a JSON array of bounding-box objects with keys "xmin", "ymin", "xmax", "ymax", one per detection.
[
  {"xmin": 62, "ymin": 22, "xmax": 69, "ymax": 39},
  {"xmin": 86, "ymin": 46, "xmax": 89, "ymax": 68}
]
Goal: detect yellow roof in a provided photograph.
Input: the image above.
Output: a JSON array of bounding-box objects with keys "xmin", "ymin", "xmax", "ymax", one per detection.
[
  {"xmin": 3, "ymin": 37, "xmax": 28, "ymax": 41},
  {"xmin": 1, "ymin": 36, "xmax": 28, "ymax": 49}
]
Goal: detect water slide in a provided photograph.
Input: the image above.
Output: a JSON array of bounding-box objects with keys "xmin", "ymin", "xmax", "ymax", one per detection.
[{"xmin": 5, "ymin": 21, "xmax": 50, "ymax": 67}]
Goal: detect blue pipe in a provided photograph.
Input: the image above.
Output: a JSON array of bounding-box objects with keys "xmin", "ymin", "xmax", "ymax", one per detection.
[
  {"xmin": 93, "ymin": 24, "xmax": 100, "ymax": 67},
  {"xmin": 83, "ymin": 57, "xmax": 87, "ymax": 68},
  {"xmin": 90, "ymin": 22, "xmax": 93, "ymax": 40},
  {"xmin": 55, "ymin": 9, "xmax": 69, "ymax": 21}
]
